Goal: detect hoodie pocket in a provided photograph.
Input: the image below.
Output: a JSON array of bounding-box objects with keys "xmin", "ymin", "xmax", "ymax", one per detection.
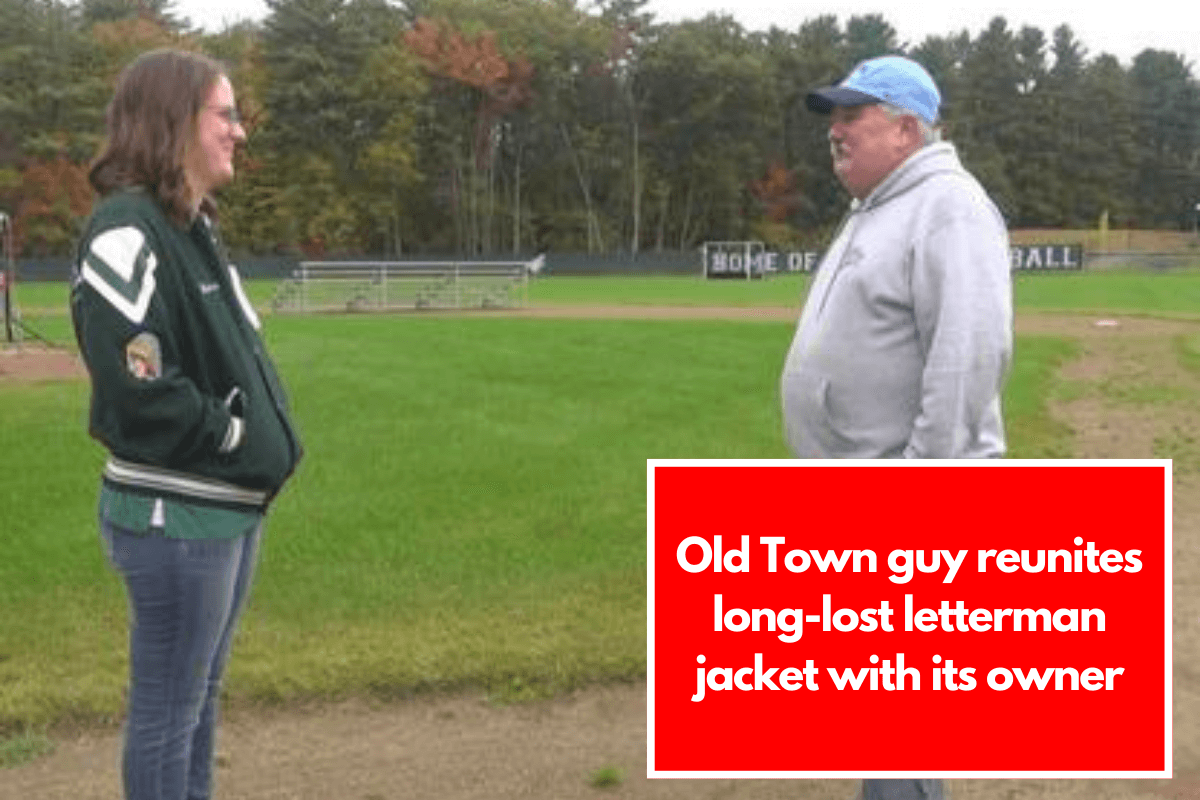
[{"xmin": 817, "ymin": 377, "xmax": 860, "ymax": 450}]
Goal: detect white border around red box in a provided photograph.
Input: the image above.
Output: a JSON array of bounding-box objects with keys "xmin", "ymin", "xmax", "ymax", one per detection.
[{"xmin": 646, "ymin": 459, "xmax": 1173, "ymax": 780}]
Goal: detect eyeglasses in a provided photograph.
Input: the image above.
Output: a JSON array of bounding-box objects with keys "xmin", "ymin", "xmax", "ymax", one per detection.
[{"xmin": 206, "ymin": 105, "xmax": 243, "ymax": 126}]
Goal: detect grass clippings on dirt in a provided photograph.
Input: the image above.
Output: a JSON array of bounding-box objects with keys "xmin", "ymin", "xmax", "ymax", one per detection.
[
  {"xmin": 1176, "ymin": 333, "xmax": 1200, "ymax": 376},
  {"xmin": 588, "ymin": 765, "xmax": 625, "ymax": 789},
  {"xmin": 1003, "ymin": 335, "xmax": 1080, "ymax": 459},
  {"xmin": 0, "ymin": 730, "xmax": 54, "ymax": 769},
  {"xmin": 1046, "ymin": 318, "xmax": 1200, "ymax": 470}
]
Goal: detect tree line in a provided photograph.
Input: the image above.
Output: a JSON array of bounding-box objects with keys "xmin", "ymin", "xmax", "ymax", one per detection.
[{"xmin": 1, "ymin": 0, "xmax": 1198, "ymax": 260}]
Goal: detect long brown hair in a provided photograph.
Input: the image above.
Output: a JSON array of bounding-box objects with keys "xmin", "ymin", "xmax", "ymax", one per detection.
[{"xmin": 89, "ymin": 48, "xmax": 225, "ymax": 225}]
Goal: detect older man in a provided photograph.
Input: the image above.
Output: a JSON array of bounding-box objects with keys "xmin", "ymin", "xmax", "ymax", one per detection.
[
  {"xmin": 781, "ymin": 55, "xmax": 1011, "ymax": 463},
  {"xmin": 779, "ymin": 55, "xmax": 1013, "ymax": 800}
]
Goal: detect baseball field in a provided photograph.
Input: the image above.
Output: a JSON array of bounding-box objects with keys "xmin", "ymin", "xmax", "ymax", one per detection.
[{"xmin": 1, "ymin": 268, "xmax": 1198, "ymax": 799}]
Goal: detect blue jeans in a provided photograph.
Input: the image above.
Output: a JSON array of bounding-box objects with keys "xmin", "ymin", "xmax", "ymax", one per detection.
[{"xmin": 101, "ymin": 521, "xmax": 262, "ymax": 800}]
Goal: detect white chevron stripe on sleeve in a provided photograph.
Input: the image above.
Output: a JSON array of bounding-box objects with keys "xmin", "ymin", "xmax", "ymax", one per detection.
[
  {"xmin": 228, "ymin": 264, "xmax": 262, "ymax": 330},
  {"xmin": 80, "ymin": 226, "xmax": 159, "ymax": 324}
]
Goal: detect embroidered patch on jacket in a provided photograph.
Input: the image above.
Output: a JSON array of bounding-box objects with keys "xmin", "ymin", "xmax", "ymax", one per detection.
[
  {"xmin": 80, "ymin": 226, "xmax": 159, "ymax": 324},
  {"xmin": 125, "ymin": 331, "xmax": 162, "ymax": 381}
]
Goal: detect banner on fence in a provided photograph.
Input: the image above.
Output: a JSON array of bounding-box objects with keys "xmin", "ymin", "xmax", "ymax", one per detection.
[
  {"xmin": 648, "ymin": 460, "xmax": 1170, "ymax": 778},
  {"xmin": 702, "ymin": 243, "xmax": 1086, "ymax": 278},
  {"xmin": 702, "ymin": 242, "xmax": 822, "ymax": 279},
  {"xmin": 1011, "ymin": 244, "xmax": 1084, "ymax": 270}
]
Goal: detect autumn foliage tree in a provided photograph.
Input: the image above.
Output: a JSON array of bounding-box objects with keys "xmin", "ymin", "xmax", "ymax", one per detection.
[
  {"xmin": 748, "ymin": 161, "xmax": 803, "ymax": 247},
  {"xmin": 404, "ymin": 17, "xmax": 534, "ymax": 254},
  {"xmin": 3, "ymin": 1, "xmax": 1200, "ymax": 259},
  {"xmin": 15, "ymin": 156, "xmax": 92, "ymax": 255}
]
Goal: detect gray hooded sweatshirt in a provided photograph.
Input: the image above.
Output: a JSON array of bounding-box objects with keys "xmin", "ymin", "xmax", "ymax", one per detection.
[{"xmin": 780, "ymin": 141, "xmax": 1012, "ymax": 459}]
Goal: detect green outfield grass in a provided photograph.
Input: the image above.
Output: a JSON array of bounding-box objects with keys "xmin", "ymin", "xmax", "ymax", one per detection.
[
  {"xmin": 523, "ymin": 269, "xmax": 1200, "ymax": 317},
  {"xmin": 10, "ymin": 273, "xmax": 810, "ymax": 314},
  {"xmin": 0, "ymin": 311, "xmax": 1076, "ymax": 733},
  {"xmin": 0, "ymin": 317, "xmax": 793, "ymax": 731},
  {"xmin": 1011, "ymin": 268, "xmax": 1200, "ymax": 318},
  {"xmin": 0, "ymin": 267, "xmax": 1193, "ymax": 738},
  {"xmin": 11, "ymin": 266, "xmax": 1200, "ymax": 324}
]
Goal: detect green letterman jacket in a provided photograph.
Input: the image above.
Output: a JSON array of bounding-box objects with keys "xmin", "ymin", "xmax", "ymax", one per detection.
[{"xmin": 71, "ymin": 189, "xmax": 302, "ymax": 516}]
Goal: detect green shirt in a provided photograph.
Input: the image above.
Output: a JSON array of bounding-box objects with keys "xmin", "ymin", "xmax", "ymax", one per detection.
[{"xmin": 99, "ymin": 483, "xmax": 261, "ymax": 539}]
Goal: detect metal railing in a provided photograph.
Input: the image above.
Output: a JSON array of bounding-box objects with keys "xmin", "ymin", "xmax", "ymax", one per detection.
[{"xmin": 272, "ymin": 259, "xmax": 541, "ymax": 313}]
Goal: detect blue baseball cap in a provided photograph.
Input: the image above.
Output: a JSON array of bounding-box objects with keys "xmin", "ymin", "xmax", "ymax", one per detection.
[{"xmin": 806, "ymin": 55, "xmax": 941, "ymax": 125}]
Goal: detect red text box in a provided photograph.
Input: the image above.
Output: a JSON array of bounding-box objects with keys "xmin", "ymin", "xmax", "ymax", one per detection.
[{"xmin": 648, "ymin": 460, "xmax": 1171, "ymax": 778}]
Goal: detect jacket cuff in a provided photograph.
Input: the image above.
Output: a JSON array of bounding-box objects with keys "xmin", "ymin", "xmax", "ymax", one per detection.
[{"xmin": 220, "ymin": 416, "xmax": 245, "ymax": 454}]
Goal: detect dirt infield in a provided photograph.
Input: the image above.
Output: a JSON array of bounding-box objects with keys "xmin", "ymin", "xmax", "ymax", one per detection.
[
  {"xmin": 3, "ymin": 309, "xmax": 1198, "ymax": 800},
  {"xmin": 0, "ymin": 344, "xmax": 84, "ymax": 382}
]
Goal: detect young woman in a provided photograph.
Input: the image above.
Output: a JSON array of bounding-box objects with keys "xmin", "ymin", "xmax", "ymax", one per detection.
[{"xmin": 71, "ymin": 49, "xmax": 302, "ymax": 800}]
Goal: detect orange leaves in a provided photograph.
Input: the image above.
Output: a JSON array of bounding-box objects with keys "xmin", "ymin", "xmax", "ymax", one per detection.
[
  {"xmin": 21, "ymin": 157, "xmax": 90, "ymax": 218},
  {"xmin": 12, "ymin": 156, "xmax": 92, "ymax": 255},
  {"xmin": 91, "ymin": 16, "xmax": 191, "ymax": 85},
  {"xmin": 749, "ymin": 161, "xmax": 802, "ymax": 222},
  {"xmin": 403, "ymin": 17, "xmax": 536, "ymax": 168},
  {"xmin": 403, "ymin": 17, "xmax": 533, "ymax": 110},
  {"xmin": 91, "ymin": 16, "xmax": 177, "ymax": 51},
  {"xmin": 405, "ymin": 18, "xmax": 505, "ymax": 88}
]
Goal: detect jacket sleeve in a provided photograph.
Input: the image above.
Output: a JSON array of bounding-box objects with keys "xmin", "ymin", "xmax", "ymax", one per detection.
[
  {"xmin": 71, "ymin": 222, "xmax": 244, "ymax": 465},
  {"xmin": 905, "ymin": 187, "xmax": 1013, "ymax": 459}
]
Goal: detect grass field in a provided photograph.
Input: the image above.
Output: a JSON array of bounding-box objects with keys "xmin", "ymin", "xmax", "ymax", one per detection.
[
  {"xmin": 0, "ymin": 268, "xmax": 1195, "ymax": 736},
  {"xmin": 10, "ymin": 266, "xmax": 1200, "ymax": 319},
  {"xmin": 525, "ymin": 269, "xmax": 1200, "ymax": 317},
  {"xmin": 1, "ymin": 315, "xmax": 792, "ymax": 731}
]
